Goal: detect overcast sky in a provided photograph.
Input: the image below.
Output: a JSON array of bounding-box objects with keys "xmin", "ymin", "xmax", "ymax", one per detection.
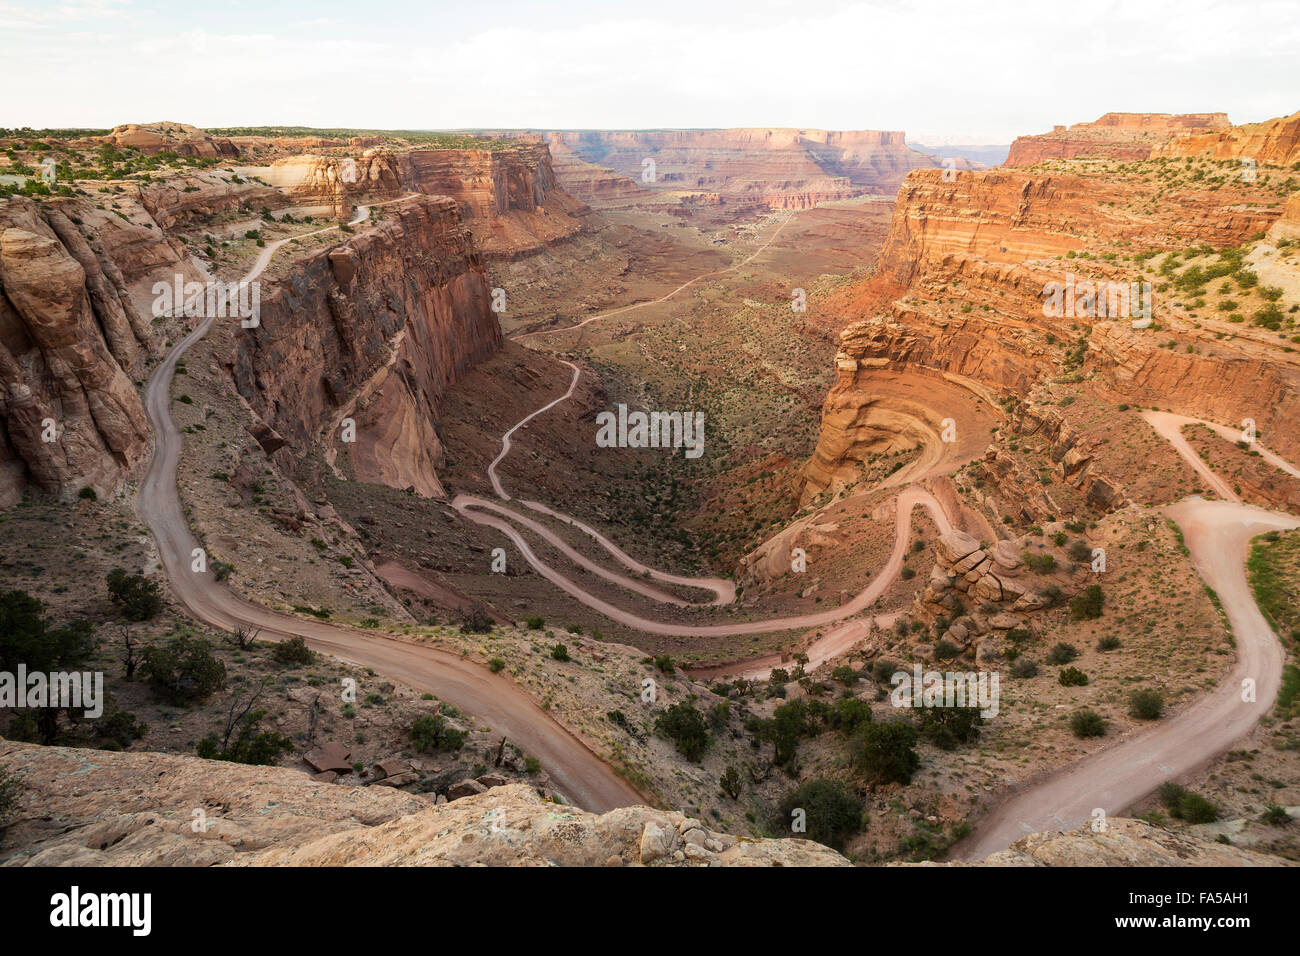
[{"xmin": 2, "ymin": 0, "xmax": 1297, "ymax": 142}]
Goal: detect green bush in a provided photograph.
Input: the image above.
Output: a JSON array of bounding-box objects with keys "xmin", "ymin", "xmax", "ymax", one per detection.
[
  {"xmin": 774, "ymin": 779, "xmax": 863, "ymax": 850},
  {"xmin": 1069, "ymin": 709, "xmax": 1106, "ymax": 738},
  {"xmin": 106, "ymin": 568, "xmax": 163, "ymax": 621},
  {"xmin": 1058, "ymin": 666, "xmax": 1089, "ymax": 687},
  {"xmin": 550, "ymin": 643, "xmax": 570, "ymax": 662},
  {"xmin": 196, "ymin": 710, "xmax": 293, "ymax": 765},
  {"xmin": 655, "ymin": 701, "xmax": 710, "ymax": 762},
  {"xmin": 410, "ymin": 713, "xmax": 466, "ymax": 753},
  {"xmin": 139, "ymin": 636, "xmax": 226, "ymax": 705},
  {"xmin": 1157, "ymin": 783, "xmax": 1218, "ymax": 823},
  {"xmin": 1097, "ymin": 635, "xmax": 1122, "ymax": 651},
  {"xmin": 831, "ymin": 665, "xmax": 859, "ymax": 686},
  {"xmin": 1069, "ymin": 584, "xmax": 1104, "ymax": 621},
  {"xmin": 932, "ymin": 639, "xmax": 961, "ymax": 660},
  {"xmin": 488, "ymin": 657, "xmax": 505, "ymax": 673},
  {"xmin": 1046, "ymin": 642, "xmax": 1078, "ymax": 665},
  {"xmin": 917, "ymin": 706, "xmax": 982, "ymax": 750},
  {"xmin": 1129, "ymin": 688, "xmax": 1164, "ymax": 720},
  {"xmin": 270, "ymin": 636, "xmax": 313, "ymax": 666},
  {"xmin": 524, "ymin": 616, "xmax": 545, "ymax": 630},
  {"xmin": 850, "ymin": 720, "xmax": 919, "ymax": 785}
]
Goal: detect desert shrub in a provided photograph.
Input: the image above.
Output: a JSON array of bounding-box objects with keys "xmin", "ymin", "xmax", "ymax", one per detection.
[
  {"xmin": 1261, "ymin": 805, "xmax": 1291, "ymax": 826},
  {"xmin": 488, "ymin": 657, "xmax": 505, "ymax": 673},
  {"xmin": 932, "ymin": 639, "xmax": 961, "ymax": 661},
  {"xmin": 1047, "ymin": 642, "xmax": 1079, "ymax": 665},
  {"xmin": 872, "ymin": 659, "xmax": 900, "ymax": 684},
  {"xmin": 196, "ymin": 710, "xmax": 293, "ymax": 765},
  {"xmin": 828, "ymin": 696, "xmax": 873, "ymax": 735},
  {"xmin": 1069, "ymin": 584, "xmax": 1105, "ymax": 621},
  {"xmin": 655, "ymin": 701, "xmax": 710, "ymax": 762},
  {"xmin": 1069, "ymin": 709, "xmax": 1106, "ymax": 738},
  {"xmin": 410, "ymin": 714, "xmax": 466, "ymax": 753},
  {"xmin": 653, "ymin": 654, "xmax": 675, "ymax": 674},
  {"xmin": 832, "ymin": 665, "xmax": 859, "ymax": 686},
  {"xmin": 1024, "ymin": 553, "xmax": 1057, "ymax": 574},
  {"xmin": 1058, "ymin": 666, "xmax": 1089, "ymax": 687},
  {"xmin": 139, "ymin": 636, "xmax": 226, "ymax": 705},
  {"xmin": 550, "ymin": 643, "xmax": 570, "ymax": 662},
  {"xmin": 459, "ymin": 604, "xmax": 493, "ymax": 633},
  {"xmin": 1067, "ymin": 539, "xmax": 1093, "ymax": 563},
  {"xmin": 106, "ymin": 568, "xmax": 163, "ymax": 621},
  {"xmin": 916, "ymin": 706, "xmax": 983, "ymax": 750},
  {"xmin": 270, "ymin": 636, "xmax": 313, "ymax": 666},
  {"xmin": 774, "ymin": 779, "xmax": 863, "ymax": 850},
  {"xmin": 1010, "ymin": 658, "xmax": 1039, "ymax": 678},
  {"xmin": 850, "ymin": 720, "xmax": 919, "ymax": 785},
  {"xmin": 1097, "ymin": 635, "xmax": 1122, "ymax": 651},
  {"xmin": 1158, "ymin": 783, "xmax": 1218, "ymax": 823},
  {"xmin": 524, "ymin": 616, "xmax": 545, "ymax": 630},
  {"xmin": 97, "ymin": 710, "xmax": 148, "ymax": 747},
  {"xmin": 1129, "ymin": 688, "xmax": 1164, "ymax": 719}
]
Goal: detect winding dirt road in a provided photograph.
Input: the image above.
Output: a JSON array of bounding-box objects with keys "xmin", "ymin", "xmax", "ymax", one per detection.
[
  {"xmin": 957, "ymin": 415, "xmax": 1300, "ymax": 859},
  {"xmin": 135, "ymin": 203, "xmax": 644, "ymax": 811}
]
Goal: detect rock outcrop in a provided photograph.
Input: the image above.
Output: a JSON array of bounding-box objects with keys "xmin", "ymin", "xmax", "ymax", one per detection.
[
  {"xmin": 1156, "ymin": 109, "xmax": 1300, "ymax": 167},
  {"xmin": 1005, "ymin": 112, "xmax": 1230, "ymax": 165},
  {"xmin": 107, "ymin": 121, "xmax": 240, "ymax": 158},
  {"xmin": 0, "ymin": 197, "xmax": 169, "ymax": 506},
  {"xmin": 549, "ymin": 128, "xmax": 943, "ymax": 208},
  {"xmin": 1, "ymin": 741, "xmax": 1280, "ymax": 867},
  {"xmin": 228, "ymin": 195, "xmax": 501, "ymax": 498},
  {"xmin": 264, "ymin": 143, "xmax": 589, "ymax": 259}
]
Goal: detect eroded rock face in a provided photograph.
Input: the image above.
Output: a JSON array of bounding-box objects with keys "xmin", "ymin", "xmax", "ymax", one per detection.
[
  {"xmin": 108, "ymin": 121, "xmax": 240, "ymax": 158},
  {"xmin": 1, "ymin": 741, "xmax": 1279, "ymax": 867},
  {"xmin": 800, "ymin": 165, "xmax": 1291, "ymax": 498},
  {"xmin": 551, "ymin": 128, "xmax": 944, "ymax": 208},
  {"xmin": 1156, "ymin": 109, "xmax": 1300, "ymax": 167},
  {"xmin": 228, "ymin": 195, "xmax": 501, "ymax": 499},
  {"xmin": 1006, "ymin": 112, "xmax": 1230, "ymax": 165},
  {"xmin": 265, "ymin": 144, "xmax": 589, "ymax": 259},
  {"xmin": 0, "ymin": 198, "xmax": 158, "ymax": 506}
]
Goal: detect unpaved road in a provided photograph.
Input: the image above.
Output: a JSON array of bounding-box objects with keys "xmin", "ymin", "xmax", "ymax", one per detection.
[
  {"xmin": 135, "ymin": 203, "xmax": 643, "ymax": 811},
  {"xmin": 957, "ymin": 415, "xmax": 1300, "ymax": 859}
]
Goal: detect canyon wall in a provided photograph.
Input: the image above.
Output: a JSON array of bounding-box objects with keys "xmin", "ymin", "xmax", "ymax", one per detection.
[
  {"xmin": 227, "ymin": 195, "xmax": 501, "ymax": 498},
  {"xmin": 0, "ymin": 197, "xmax": 181, "ymax": 507},
  {"xmin": 108, "ymin": 121, "xmax": 241, "ymax": 158},
  {"xmin": 1156, "ymin": 109, "xmax": 1300, "ymax": 167},
  {"xmin": 1005, "ymin": 112, "xmax": 1230, "ymax": 165},
  {"xmin": 266, "ymin": 143, "xmax": 590, "ymax": 259},
  {"xmin": 800, "ymin": 164, "xmax": 1295, "ymax": 499},
  {"xmin": 548, "ymin": 128, "xmax": 942, "ymax": 208}
]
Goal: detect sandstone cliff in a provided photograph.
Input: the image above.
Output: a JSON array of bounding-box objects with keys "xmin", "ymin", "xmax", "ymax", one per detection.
[
  {"xmin": 1005, "ymin": 112, "xmax": 1230, "ymax": 165},
  {"xmin": 108, "ymin": 121, "xmax": 241, "ymax": 158},
  {"xmin": 227, "ymin": 195, "xmax": 501, "ymax": 498},
  {"xmin": 799, "ymin": 164, "xmax": 1291, "ymax": 500},
  {"xmin": 551, "ymin": 128, "xmax": 941, "ymax": 208},
  {"xmin": 1156, "ymin": 109, "xmax": 1300, "ymax": 167},
  {"xmin": 0, "ymin": 741, "xmax": 1279, "ymax": 867},
  {"xmin": 265, "ymin": 143, "xmax": 589, "ymax": 259},
  {"xmin": 0, "ymin": 197, "xmax": 177, "ymax": 507}
]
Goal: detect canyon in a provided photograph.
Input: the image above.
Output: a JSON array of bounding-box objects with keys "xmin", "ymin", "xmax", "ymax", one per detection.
[{"xmin": 2, "ymin": 103, "xmax": 1300, "ymax": 871}]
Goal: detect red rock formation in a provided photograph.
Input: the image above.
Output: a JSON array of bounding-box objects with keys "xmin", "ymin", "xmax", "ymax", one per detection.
[
  {"xmin": 108, "ymin": 121, "xmax": 240, "ymax": 158},
  {"xmin": 267, "ymin": 144, "xmax": 589, "ymax": 260},
  {"xmin": 801, "ymin": 162, "xmax": 1295, "ymax": 498},
  {"xmin": 1005, "ymin": 112, "xmax": 1230, "ymax": 165},
  {"xmin": 544, "ymin": 133, "xmax": 645, "ymax": 206},
  {"xmin": 227, "ymin": 196, "xmax": 501, "ymax": 498},
  {"xmin": 0, "ymin": 198, "xmax": 157, "ymax": 506},
  {"xmin": 551, "ymin": 128, "xmax": 940, "ymax": 207},
  {"xmin": 1156, "ymin": 109, "xmax": 1300, "ymax": 167}
]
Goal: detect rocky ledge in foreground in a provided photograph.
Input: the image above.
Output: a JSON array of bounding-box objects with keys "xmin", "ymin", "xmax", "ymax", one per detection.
[{"xmin": 0, "ymin": 742, "xmax": 1286, "ymax": 866}]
